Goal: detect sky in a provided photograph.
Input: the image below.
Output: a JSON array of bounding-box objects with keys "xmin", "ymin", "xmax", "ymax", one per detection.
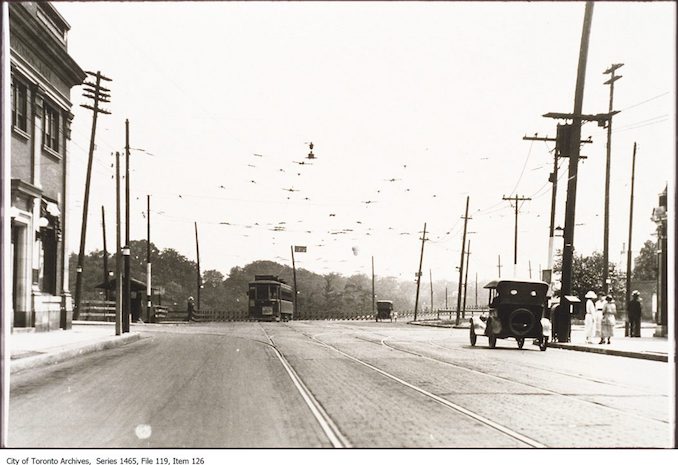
[{"xmin": 55, "ymin": 1, "xmax": 676, "ymax": 285}]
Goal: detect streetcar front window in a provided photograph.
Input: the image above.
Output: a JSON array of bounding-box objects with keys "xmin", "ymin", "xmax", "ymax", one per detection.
[{"xmin": 256, "ymin": 285, "xmax": 269, "ymax": 300}]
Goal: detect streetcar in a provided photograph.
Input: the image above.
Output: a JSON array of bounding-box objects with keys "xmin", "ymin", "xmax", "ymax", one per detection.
[
  {"xmin": 469, "ymin": 279, "xmax": 551, "ymax": 351},
  {"xmin": 248, "ymin": 275, "xmax": 294, "ymax": 322}
]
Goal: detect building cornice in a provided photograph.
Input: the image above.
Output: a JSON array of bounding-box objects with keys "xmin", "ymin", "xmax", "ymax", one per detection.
[{"xmin": 9, "ymin": 3, "xmax": 85, "ymax": 89}]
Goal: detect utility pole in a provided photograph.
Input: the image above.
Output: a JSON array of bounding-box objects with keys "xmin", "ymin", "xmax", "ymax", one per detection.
[
  {"xmin": 146, "ymin": 194, "xmax": 151, "ymax": 322},
  {"xmin": 625, "ymin": 143, "xmax": 637, "ymax": 319},
  {"xmin": 371, "ymin": 256, "xmax": 375, "ymax": 318},
  {"xmin": 455, "ymin": 197, "xmax": 470, "ymax": 326},
  {"xmin": 445, "ymin": 286, "xmax": 448, "ymax": 309},
  {"xmin": 413, "ymin": 222, "xmax": 427, "ymax": 321},
  {"xmin": 290, "ymin": 245, "xmax": 298, "ymax": 315},
  {"xmin": 602, "ymin": 63, "xmax": 623, "ymax": 295},
  {"xmin": 475, "ymin": 273, "xmax": 478, "ymax": 308},
  {"xmin": 462, "ymin": 240, "xmax": 471, "ymax": 318},
  {"xmin": 497, "ymin": 255, "xmax": 502, "ymax": 278},
  {"xmin": 123, "ymin": 119, "xmax": 131, "ymax": 331},
  {"xmin": 101, "ymin": 206, "xmax": 109, "ymax": 301},
  {"xmin": 74, "ymin": 71, "xmax": 111, "ymax": 319},
  {"xmin": 115, "ymin": 152, "xmax": 122, "ymax": 336},
  {"xmin": 502, "ymin": 195, "xmax": 532, "ymax": 276},
  {"xmin": 429, "ymin": 269, "xmax": 434, "ymax": 317},
  {"xmin": 529, "ymin": 260, "xmax": 532, "ymax": 279},
  {"xmin": 549, "ymin": 1, "xmax": 595, "ymax": 344},
  {"xmin": 523, "ymin": 132, "xmax": 591, "ymax": 286},
  {"xmin": 195, "ymin": 222, "xmax": 201, "ymax": 315}
]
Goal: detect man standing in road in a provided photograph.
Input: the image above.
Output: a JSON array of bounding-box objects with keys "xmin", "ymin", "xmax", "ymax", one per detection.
[
  {"xmin": 187, "ymin": 296, "xmax": 195, "ymax": 322},
  {"xmin": 628, "ymin": 290, "xmax": 642, "ymax": 337}
]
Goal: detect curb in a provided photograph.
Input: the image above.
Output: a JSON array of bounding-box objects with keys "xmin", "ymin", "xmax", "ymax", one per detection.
[
  {"xmin": 10, "ymin": 332, "xmax": 142, "ymax": 374},
  {"xmin": 547, "ymin": 342, "xmax": 668, "ymax": 362},
  {"xmin": 408, "ymin": 320, "xmax": 668, "ymax": 362}
]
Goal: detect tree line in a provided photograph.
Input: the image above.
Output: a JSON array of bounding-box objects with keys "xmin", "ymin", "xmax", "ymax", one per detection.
[{"xmin": 70, "ymin": 238, "xmax": 659, "ymax": 318}]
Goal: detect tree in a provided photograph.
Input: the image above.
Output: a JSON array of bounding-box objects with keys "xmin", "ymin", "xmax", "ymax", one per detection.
[
  {"xmin": 633, "ymin": 240, "xmax": 658, "ymax": 281},
  {"xmin": 553, "ymin": 251, "xmax": 625, "ymax": 304}
]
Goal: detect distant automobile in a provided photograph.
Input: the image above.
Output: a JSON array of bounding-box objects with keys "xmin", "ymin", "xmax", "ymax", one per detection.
[
  {"xmin": 376, "ymin": 300, "xmax": 394, "ymax": 322},
  {"xmin": 469, "ymin": 279, "xmax": 551, "ymax": 351}
]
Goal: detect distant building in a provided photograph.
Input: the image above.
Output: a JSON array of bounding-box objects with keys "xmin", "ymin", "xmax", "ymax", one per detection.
[{"xmin": 8, "ymin": 2, "xmax": 85, "ymax": 331}]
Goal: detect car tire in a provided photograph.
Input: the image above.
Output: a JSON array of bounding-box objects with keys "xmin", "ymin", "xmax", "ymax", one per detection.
[
  {"xmin": 509, "ymin": 308, "xmax": 536, "ymax": 336},
  {"xmin": 470, "ymin": 325, "xmax": 477, "ymax": 346}
]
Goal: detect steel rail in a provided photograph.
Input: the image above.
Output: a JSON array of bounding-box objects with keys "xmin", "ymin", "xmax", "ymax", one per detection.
[
  {"xmin": 258, "ymin": 324, "xmax": 351, "ymax": 448},
  {"xmin": 305, "ymin": 329, "xmax": 546, "ymax": 448}
]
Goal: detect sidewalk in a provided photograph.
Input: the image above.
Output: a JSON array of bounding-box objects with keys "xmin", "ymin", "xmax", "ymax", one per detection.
[
  {"xmin": 8, "ymin": 322, "xmax": 141, "ymax": 374},
  {"xmin": 410, "ymin": 319, "xmax": 671, "ymax": 362}
]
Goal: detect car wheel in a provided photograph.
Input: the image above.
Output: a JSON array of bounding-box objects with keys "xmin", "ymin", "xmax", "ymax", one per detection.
[
  {"xmin": 470, "ymin": 325, "xmax": 477, "ymax": 346},
  {"xmin": 488, "ymin": 333, "xmax": 497, "ymax": 349},
  {"xmin": 517, "ymin": 338, "xmax": 525, "ymax": 349},
  {"xmin": 509, "ymin": 308, "xmax": 536, "ymax": 337}
]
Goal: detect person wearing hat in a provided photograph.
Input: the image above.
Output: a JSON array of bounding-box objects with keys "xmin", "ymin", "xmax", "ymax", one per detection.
[
  {"xmin": 186, "ymin": 296, "xmax": 195, "ymax": 322},
  {"xmin": 628, "ymin": 290, "xmax": 642, "ymax": 337},
  {"xmin": 584, "ymin": 290, "xmax": 597, "ymax": 344},
  {"xmin": 600, "ymin": 295, "xmax": 617, "ymax": 344},
  {"xmin": 594, "ymin": 293, "xmax": 606, "ymax": 340}
]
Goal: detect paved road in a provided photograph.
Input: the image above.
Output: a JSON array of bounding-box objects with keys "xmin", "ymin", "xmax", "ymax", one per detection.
[{"xmin": 8, "ymin": 321, "xmax": 673, "ymax": 448}]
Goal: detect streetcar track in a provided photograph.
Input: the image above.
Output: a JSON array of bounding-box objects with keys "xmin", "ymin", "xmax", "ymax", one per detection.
[
  {"xmin": 375, "ymin": 335, "xmax": 670, "ymax": 425},
  {"xmin": 257, "ymin": 323, "xmax": 352, "ymax": 448},
  {"xmin": 327, "ymin": 321, "xmax": 666, "ymax": 396},
  {"xmin": 295, "ymin": 322, "xmax": 669, "ymax": 429},
  {"xmin": 287, "ymin": 326, "xmax": 548, "ymax": 448}
]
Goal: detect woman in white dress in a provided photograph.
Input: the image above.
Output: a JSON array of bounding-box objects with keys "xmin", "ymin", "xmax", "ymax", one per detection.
[
  {"xmin": 600, "ymin": 295, "xmax": 617, "ymax": 344},
  {"xmin": 584, "ymin": 290, "xmax": 597, "ymax": 343}
]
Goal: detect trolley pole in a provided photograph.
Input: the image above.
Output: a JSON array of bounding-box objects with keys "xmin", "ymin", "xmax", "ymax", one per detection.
[
  {"xmin": 115, "ymin": 152, "xmax": 122, "ymax": 336},
  {"xmin": 146, "ymin": 194, "xmax": 151, "ymax": 322},
  {"xmin": 123, "ymin": 119, "xmax": 131, "ymax": 332},
  {"xmin": 74, "ymin": 71, "xmax": 111, "ymax": 319},
  {"xmin": 557, "ymin": 1, "xmax": 595, "ymax": 344},
  {"xmin": 291, "ymin": 246, "xmax": 298, "ymax": 315},
  {"xmin": 413, "ymin": 222, "xmax": 427, "ymax": 321},
  {"xmin": 429, "ymin": 269, "xmax": 434, "ymax": 318},
  {"xmin": 602, "ymin": 63, "xmax": 623, "ymax": 295},
  {"xmin": 502, "ymin": 195, "xmax": 532, "ymax": 276},
  {"xmin": 455, "ymin": 197, "xmax": 470, "ymax": 326},
  {"xmin": 371, "ymin": 256, "xmax": 375, "ymax": 318},
  {"xmin": 195, "ymin": 222, "xmax": 201, "ymax": 315},
  {"xmin": 101, "ymin": 206, "xmax": 109, "ymax": 301},
  {"xmin": 462, "ymin": 240, "xmax": 471, "ymax": 319},
  {"xmin": 624, "ymin": 143, "xmax": 637, "ymax": 322}
]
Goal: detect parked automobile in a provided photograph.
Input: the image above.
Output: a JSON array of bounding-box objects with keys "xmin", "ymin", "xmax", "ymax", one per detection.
[
  {"xmin": 376, "ymin": 300, "xmax": 394, "ymax": 322},
  {"xmin": 469, "ymin": 279, "xmax": 551, "ymax": 351}
]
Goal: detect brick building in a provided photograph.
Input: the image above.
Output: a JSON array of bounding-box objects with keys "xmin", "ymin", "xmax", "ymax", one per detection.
[{"xmin": 8, "ymin": 2, "xmax": 85, "ymax": 331}]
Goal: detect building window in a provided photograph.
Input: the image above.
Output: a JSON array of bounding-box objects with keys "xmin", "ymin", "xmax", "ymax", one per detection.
[
  {"xmin": 43, "ymin": 104, "xmax": 60, "ymax": 153},
  {"xmin": 11, "ymin": 78, "xmax": 28, "ymax": 133}
]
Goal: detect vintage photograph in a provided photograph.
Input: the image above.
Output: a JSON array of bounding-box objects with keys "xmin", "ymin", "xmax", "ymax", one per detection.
[{"xmin": 1, "ymin": 1, "xmax": 675, "ymax": 451}]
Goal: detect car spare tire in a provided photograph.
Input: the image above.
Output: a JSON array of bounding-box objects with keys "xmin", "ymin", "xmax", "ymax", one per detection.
[{"xmin": 508, "ymin": 308, "xmax": 536, "ymax": 336}]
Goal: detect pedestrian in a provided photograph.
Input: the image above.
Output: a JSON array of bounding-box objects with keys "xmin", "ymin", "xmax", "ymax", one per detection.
[
  {"xmin": 628, "ymin": 290, "xmax": 642, "ymax": 337},
  {"xmin": 600, "ymin": 295, "xmax": 616, "ymax": 344},
  {"xmin": 594, "ymin": 293, "xmax": 605, "ymax": 340},
  {"xmin": 584, "ymin": 290, "xmax": 597, "ymax": 344},
  {"xmin": 186, "ymin": 296, "xmax": 195, "ymax": 322}
]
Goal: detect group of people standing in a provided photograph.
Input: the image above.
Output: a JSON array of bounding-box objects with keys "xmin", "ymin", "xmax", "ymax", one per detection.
[{"xmin": 583, "ymin": 290, "xmax": 642, "ymax": 344}]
